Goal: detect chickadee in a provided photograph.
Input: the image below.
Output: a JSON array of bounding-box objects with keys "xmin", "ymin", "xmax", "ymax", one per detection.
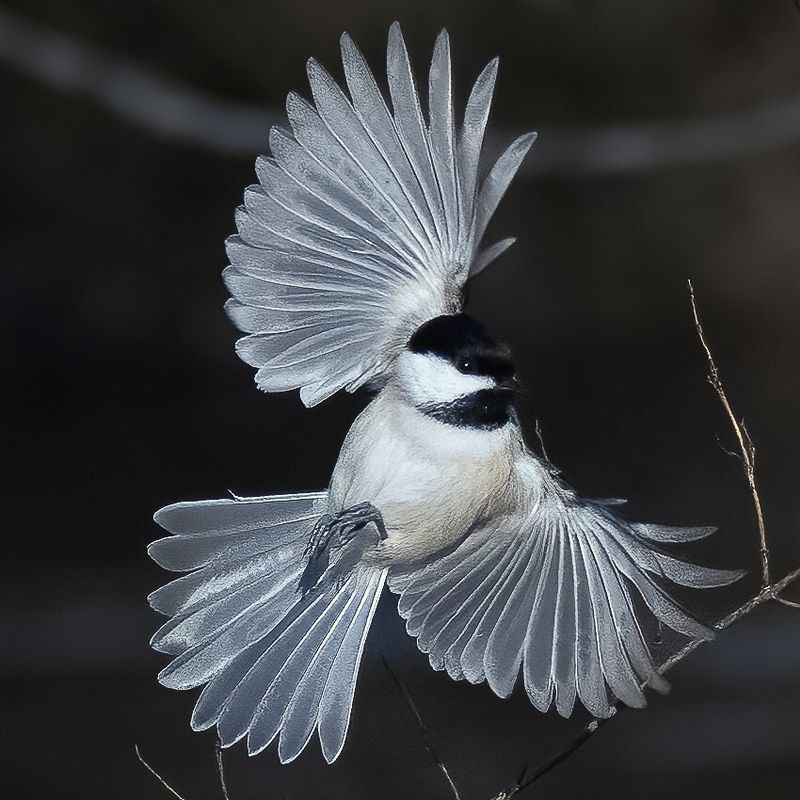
[{"xmin": 148, "ymin": 23, "xmax": 741, "ymax": 765}]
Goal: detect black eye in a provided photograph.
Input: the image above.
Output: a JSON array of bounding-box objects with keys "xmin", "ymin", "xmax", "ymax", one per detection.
[{"xmin": 457, "ymin": 359, "xmax": 473, "ymax": 374}]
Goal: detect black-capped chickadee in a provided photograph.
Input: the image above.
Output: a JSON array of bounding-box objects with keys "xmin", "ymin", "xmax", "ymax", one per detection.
[{"xmin": 148, "ymin": 23, "xmax": 741, "ymax": 765}]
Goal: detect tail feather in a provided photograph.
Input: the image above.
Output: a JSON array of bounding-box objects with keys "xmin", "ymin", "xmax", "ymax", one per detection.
[
  {"xmin": 149, "ymin": 534, "xmax": 308, "ymax": 617},
  {"xmin": 246, "ymin": 573, "xmax": 373, "ymax": 757},
  {"xmin": 149, "ymin": 568, "xmax": 214, "ymax": 616},
  {"xmin": 276, "ymin": 590, "xmax": 364, "ymax": 761},
  {"xmin": 151, "ymin": 545, "xmax": 306, "ymax": 656},
  {"xmin": 216, "ymin": 587, "xmax": 337, "ymax": 746},
  {"xmin": 149, "ymin": 492, "xmax": 385, "ymax": 763},
  {"xmin": 316, "ymin": 568, "xmax": 386, "ymax": 763},
  {"xmin": 149, "ymin": 494, "xmax": 323, "ymax": 572},
  {"xmin": 156, "ymin": 569, "xmax": 301, "ymax": 675},
  {"xmin": 154, "ymin": 493, "xmax": 326, "ymax": 536}
]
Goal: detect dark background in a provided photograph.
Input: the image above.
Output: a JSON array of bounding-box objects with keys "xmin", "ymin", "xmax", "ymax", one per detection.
[{"xmin": 2, "ymin": 2, "xmax": 800, "ymax": 798}]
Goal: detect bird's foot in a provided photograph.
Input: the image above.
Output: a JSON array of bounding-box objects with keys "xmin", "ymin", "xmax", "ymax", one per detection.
[{"xmin": 299, "ymin": 502, "xmax": 387, "ymax": 595}]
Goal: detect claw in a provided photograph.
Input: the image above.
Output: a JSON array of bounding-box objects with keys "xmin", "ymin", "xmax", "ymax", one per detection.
[
  {"xmin": 298, "ymin": 502, "xmax": 387, "ymax": 596},
  {"xmin": 304, "ymin": 513, "xmax": 335, "ymax": 558}
]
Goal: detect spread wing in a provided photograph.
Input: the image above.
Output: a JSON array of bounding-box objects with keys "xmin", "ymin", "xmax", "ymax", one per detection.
[
  {"xmin": 388, "ymin": 454, "xmax": 743, "ymax": 718},
  {"xmin": 225, "ymin": 22, "xmax": 536, "ymax": 406}
]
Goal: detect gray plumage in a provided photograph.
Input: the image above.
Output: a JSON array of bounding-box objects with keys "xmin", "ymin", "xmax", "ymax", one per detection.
[
  {"xmin": 150, "ymin": 494, "xmax": 386, "ymax": 763},
  {"xmin": 388, "ymin": 462, "xmax": 737, "ymax": 717},
  {"xmin": 224, "ymin": 23, "xmax": 535, "ymax": 406},
  {"xmin": 148, "ymin": 23, "xmax": 742, "ymax": 765}
]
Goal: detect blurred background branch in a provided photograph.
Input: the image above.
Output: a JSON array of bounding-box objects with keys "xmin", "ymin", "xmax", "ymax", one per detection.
[{"xmin": 2, "ymin": 4, "xmax": 800, "ymax": 174}]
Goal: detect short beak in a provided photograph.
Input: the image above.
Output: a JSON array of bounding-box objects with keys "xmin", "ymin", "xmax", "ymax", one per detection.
[{"xmin": 496, "ymin": 376, "xmax": 518, "ymax": 394}]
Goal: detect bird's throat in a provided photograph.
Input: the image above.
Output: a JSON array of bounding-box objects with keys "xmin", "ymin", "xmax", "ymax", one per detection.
[{"xmin": 418, "ymin": 388, "xmax": 514, "ymax": 430}]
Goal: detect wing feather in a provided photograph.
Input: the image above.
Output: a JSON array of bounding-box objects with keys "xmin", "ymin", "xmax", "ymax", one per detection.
[
  {"xmin": 306, "ymin": 59, "xmax": 431, "ymax": 264},
  {"xmin": 522, "ymin": 530, "xmax": 560, "ymax": 711},
  {"xmin": 406, "ymin": 536, "xmax": 504, "ymax": 641},
  {"xmin": 420, "ymin": 538, "xmax": 514, "ymax": 669},
  {"xmin": 458, "ymin": 57, "xmax": 498, "ymax": 229},
  {"xmin": 245, "ymin": 587, "xmax": 361, "ymax": 756},
  {"xmin": 151, "ymin": 546, "xmax": 302, "ymax": 654},
  {"xmin": 389, "ymin": 451, "xmax": 740, "ymax": 718},
  {"xmin": 483, "ymin": 532, "xmax": 546, "ymax": 697},
  {"xmin": 275, "ymin": 584, "xmax": 368, "ymax": 762},
  {"xmin": 158, "ymin": 571, "xmax": 302, "ymax": 689},
  {"xmin": 149, "ymin": 500, "xmax": 318, "ymax": 572},
  {"xmin": 571, "ymin": 536, "xmax": 611, "ymax": 716},
  {"xmin": 457, "ymin": 538, "xmax": 530, "ymax": 684},
  {"xmin": 214, "ymin": 588, "xmax": 336, "ymax": 746},
  {"xmin": 340, "ymin": 33, "xmax": 439, "ymax": 246},
  {"xmin": 576, "ymin": 531, "xmax": 645, "ymax": 709},
  {"xmin": 226, "ymin": 24, "xmax": 535, "ymax": 404},
  {"xmin": 474, "ymin": 132, "xmax": 537, "ymax": 246},
  {"xmin": 461, "ymin": 531, "xmax": 536, "ymax": 693},
  {"xmin": 151, "ymin": 561, "xmax": 301, "ymax": 656},
  {"xmin": 386, "ymin": 23, "xmax": 447, "ymax": 249},
  {"xmin": 583, "ymin": 531, "xmax": 668, "ymax": 693},
  {"xmin": 551, "ymin": 527, "xmax": 578, "ymax": 715},
  {"xmin": 470, "ymin": 237, "xmax": 517, "ymax": 278},
  {"xmin": 428, "ymin": 30, "xmax": 459, "ymax": 253}
]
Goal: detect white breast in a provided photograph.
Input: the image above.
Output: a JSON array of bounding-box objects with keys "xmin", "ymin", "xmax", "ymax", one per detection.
[{"xmin": 328, "ymin": 387, "xmax": 520, "ymax": 567}]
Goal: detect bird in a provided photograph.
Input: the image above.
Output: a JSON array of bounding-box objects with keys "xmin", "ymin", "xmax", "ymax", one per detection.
[{"xmin": 147, "ymin": 22, "xmax": 742, "ymax": 766}]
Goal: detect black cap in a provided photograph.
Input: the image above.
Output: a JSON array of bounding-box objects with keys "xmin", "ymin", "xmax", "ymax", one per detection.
[{"xmin": 408, "ymin": 313, "xmax": 514, "ymax": 381}]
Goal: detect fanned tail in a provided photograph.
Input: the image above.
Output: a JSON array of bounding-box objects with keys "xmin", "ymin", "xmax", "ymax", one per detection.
[{"xmin": 148, "ymin": 493, "xmax": 386, "ymax": 763}]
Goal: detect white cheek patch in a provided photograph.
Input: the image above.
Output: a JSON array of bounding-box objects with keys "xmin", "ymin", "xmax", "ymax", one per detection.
[{"xmin": 395, "ymin": 351, "xmax": 495, "ymax": 406}]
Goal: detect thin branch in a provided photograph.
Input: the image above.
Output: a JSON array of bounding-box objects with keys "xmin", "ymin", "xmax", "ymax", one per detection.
[
  {"xmin": 492, "ymin": 712, "xmax": 620, "ymax": 799},
  {"xmin": 660, "ymin": 566, "xmax": 800, "ymax": 671},
  {"xmin": 382, "ymin": 657, "xmax": 462, "ymax": 800},
  {"xmin": 688, "ymin": 279, "xmax": 770, "ymax": 588},
  {"xmin": 496, "ymin": 567, "xmax": 800, "ymax": 799},
  {"xmin": 690, "ymin": 280, "xmax": 800, "ymax": 615},
  {"xmin": 134, "ymin": 744, "xmax": 189, "ymax": 800},
  {"xmin": 713, "ymin": 431, "xmax": 740, "ymax": 460},
  {"xmin": 495, "ymin": 283, "xmax": 800, "ymax": 798},
  {"xmin": 215, "ymin": 741, "xmax": 231, "ymax": 800}
]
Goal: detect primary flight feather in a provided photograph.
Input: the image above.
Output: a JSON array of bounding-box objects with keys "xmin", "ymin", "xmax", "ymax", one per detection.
[{"xmin": 148, "ymin": 23, "xmax": 741, "ymax": 764}]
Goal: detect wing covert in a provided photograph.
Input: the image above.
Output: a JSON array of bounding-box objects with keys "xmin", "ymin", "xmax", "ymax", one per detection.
[
  {"xmin": 225, "ymin": 23, "xmax": 536, "ymax": 406},
  {"xmin": 388, "ymin": 454, "xmax": 743, "ymax": 718}
]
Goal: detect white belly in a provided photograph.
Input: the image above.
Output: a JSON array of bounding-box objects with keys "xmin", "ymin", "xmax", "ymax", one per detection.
[{"xmin": 328, "ymin": 388, "xmax": 519, "ymax": 566}]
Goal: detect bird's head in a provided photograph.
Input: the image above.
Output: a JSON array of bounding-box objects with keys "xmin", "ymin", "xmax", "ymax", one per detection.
[{"xmin": 394, "ymin": 313, "xmax": 517, "ymax": 430}]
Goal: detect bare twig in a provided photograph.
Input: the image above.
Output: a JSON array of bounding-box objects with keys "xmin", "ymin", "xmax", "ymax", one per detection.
[
  {"xmin": 713, "ymin": 432, "xmax": 740, "ymax": 460},
  {"xmin": 134, "ymin": 744, "xmax": 189, "ymax": 800},
  {"xmin": 689, "ymin": 280, "xmax": 800, "ymax": 609},
  {"xmin": 490, "ymin": 712, "xmax": 620, "ymax": 799},
  {"xmin": 382, "ymin": 657, "xmax": 462, "ymax": 800},
  {"xmin": 215, "ymin": 741, "xmax": 231, "ymax": 800},
  {"xmin": 492, "ymin": 283, "xmax": 800, "ymax": 798},
  {"xmin": 661, "ymin": 565, "xmax": 800, "ymax": 670},
  {"xmin": 495, "ymin": 567, "xmax": 800, "ymax": 799},
  {"xmin": 688, "ymin": 279, "xmax": 770, "ymax": 587}
]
